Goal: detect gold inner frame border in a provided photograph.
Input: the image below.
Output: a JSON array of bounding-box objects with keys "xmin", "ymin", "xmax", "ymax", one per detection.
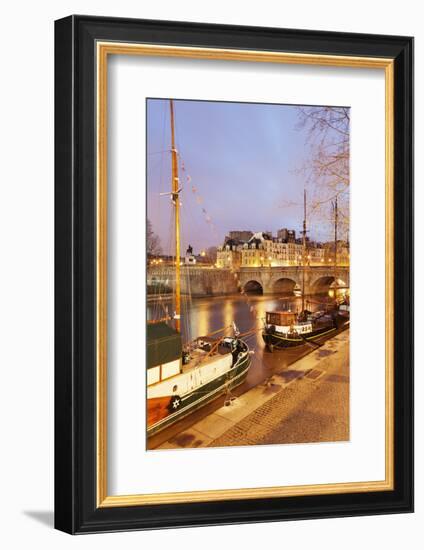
[{"xmin": 96, "ymin": 41, "xmax": 394, "ymax": 508}]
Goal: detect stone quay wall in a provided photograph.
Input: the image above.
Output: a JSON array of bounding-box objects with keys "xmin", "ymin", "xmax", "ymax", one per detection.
[{"xmin": 147, "ymin": 266, "xmax": 239, "ymax": 297}]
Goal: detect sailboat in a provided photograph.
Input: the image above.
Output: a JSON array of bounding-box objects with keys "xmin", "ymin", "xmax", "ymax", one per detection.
[
  {"xmin": 147, "ymin": 100, "xmax": 252, "ymax": 436},
  {"xmin": 262, "ymin": 192, "xmax": 349, "ymax": 351}
]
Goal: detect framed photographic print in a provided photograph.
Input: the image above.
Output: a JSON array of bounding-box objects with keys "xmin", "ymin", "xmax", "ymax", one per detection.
[{"xmin": 54, "ymin": 15, "xmax": 413, "ymax": 533}]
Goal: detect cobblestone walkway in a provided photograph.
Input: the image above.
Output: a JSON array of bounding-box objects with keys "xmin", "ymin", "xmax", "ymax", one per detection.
[{"xmin": 208, "ymin": 340, "xmax": 349, "ymax": 447}]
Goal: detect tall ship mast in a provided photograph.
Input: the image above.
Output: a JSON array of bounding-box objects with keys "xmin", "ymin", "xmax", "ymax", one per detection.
[
  {"xmin": 146, "ymin": 100, "xmax": 252, "ymax": 436},
  {"xmin": 301, "ymin": 189, "xmax": 307, "ymax": 313},
  {"xmin": 332, "ymin": 196, "xmax": 338, "ymax": 302},
  {"xmin": 170, "ymin": 99, "xmax": 181, "ymax": 332}
]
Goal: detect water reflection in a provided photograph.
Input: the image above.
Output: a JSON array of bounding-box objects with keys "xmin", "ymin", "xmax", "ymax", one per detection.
[
  {"xmin": 148, "ymin": 293, "xmax": 327, "ymax": 344},
  {"xmin": 147, "ymin": 293, "xmax": 328, "ymax": 388},
  {"xmin": 146, "ymin": 292, "xmax": 346, "ymax": 448}
]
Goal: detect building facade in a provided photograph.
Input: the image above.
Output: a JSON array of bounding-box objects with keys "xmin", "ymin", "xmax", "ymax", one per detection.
[
  {"xmin": 217, "ymin": 230, "xmax": 349, "ymax": 269},
  {"xmin": 216, "ymin": 238, "xmax": 244, "ymax": 269}
]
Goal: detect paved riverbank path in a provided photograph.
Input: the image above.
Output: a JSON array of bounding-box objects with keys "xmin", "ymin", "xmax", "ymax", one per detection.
[{"xmin": 158, "ymin": 330, "xmax": 349, "ymax": 449}]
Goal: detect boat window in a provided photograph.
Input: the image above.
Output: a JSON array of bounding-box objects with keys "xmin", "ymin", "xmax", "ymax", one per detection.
[
  {"xmin": 161, "ymin": 359, "xmax": 180, "ymax": 379},
  {"xmin": 173, "ymin": 385, "xmax": 178, "ymax": 392},
  {"xmin": 267, "ymin": 312, "xmax": 282, "ymax": 325},
  {"xmin": 147, "ymin": 366, "xmax": 160, "ymax": 386}
]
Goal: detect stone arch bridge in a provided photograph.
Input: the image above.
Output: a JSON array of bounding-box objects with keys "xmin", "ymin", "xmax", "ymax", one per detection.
[
  {"xmin": 238, "ymin": 266, "xmax": 349, "ymax": 295},
  {"xmin": 147, "ymin": 265, "xmax": 349, "ymax": 297}
]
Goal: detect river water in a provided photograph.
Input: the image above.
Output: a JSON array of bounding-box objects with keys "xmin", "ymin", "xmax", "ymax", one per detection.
[{"xmin": 147, "ymin": 292, "xmax": 343, "ymax": 449}]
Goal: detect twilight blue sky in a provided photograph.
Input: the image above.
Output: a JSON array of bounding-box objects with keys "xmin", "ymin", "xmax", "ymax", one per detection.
[{"xmin": 147, "ymin": 98, "xmax": 342, "ymax": 255}]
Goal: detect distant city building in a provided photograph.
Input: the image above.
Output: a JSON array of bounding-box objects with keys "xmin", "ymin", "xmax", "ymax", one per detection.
[
  {"xmin": 241, "ymin": 231, "xmax": 302, "ymax": 267},
  {"xmin": 216, "ymin": 229, "xmax": 349, "ymax": 269},
  {"xmin": 323, "ymin": 240, "xmax": 350, "ymax": 267},
  {"xmin": 228, "ymin": 230, "xmax": 254, "ymax": 242},
  {"xmin": 216, "ymin": 239, "xmax": 244, "ymax": 269},
  {"xmin": 216, "ymin": 231, "xmax": 253, "ymax": 268},
  {"xmin": 277, "ymin": 228, "xmax": 296, "ymax": 243}
]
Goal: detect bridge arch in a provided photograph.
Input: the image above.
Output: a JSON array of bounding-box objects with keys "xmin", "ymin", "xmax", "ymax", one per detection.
[
  {"xmin": 311, "ymin": 276, "xmax": 348, "ymax": 295},
  {"xmin": 329, "ymin": 278, "xmax": 348, "ymax": 299},
  {"xmin": 312, "ymin": 276, "xmax": 335, "ymax": 294},
  {"xmin": 272, "ymin": 277, "xmax": 298, "ymax": 295},
  {"xmin": 243, "ymin": 280, "xmax": 263, "ymax": 295}
]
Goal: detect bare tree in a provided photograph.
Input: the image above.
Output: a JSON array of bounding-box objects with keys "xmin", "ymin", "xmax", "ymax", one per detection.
[
  {"xmin": 296, "ymin": 106, "xmax": 350, "ymax": 239},
  {"xmin": 147, "ymin": 219, "xmax": 162, "ymax": 257},
  {"xmin": 298, "ymin": 106, "xmax": 349, "ymax": 186}
]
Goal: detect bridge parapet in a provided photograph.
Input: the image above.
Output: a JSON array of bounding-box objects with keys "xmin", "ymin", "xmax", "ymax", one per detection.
[
  {"xmin": 147, "ymin": 265, "xmax": 349, "ymax": 297},
  {"xmin": 147, "ymin": 266, "xmax": 239, "ymax": 297}
]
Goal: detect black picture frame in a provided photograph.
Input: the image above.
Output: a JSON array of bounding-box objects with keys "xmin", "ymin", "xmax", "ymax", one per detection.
[{"xmin": 55, "ymin": 15, "xmax": 414, "ymax": 534}]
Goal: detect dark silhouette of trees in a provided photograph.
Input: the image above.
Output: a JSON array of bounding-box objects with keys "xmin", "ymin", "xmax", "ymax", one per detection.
[{"xmin": 147, "ymin": 219, "xmax": 162, "ymax": 257}]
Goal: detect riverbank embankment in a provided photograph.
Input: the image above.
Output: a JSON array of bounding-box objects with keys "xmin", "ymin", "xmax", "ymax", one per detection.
[{"xmin": 157, "ymin": 329, "xmax": 349, "ymax": 449}]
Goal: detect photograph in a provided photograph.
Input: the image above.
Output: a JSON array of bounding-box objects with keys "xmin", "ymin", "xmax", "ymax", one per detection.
[
  {"xmin": 50, "ymin": 10, "xmax": 412, "ymax": 536},
  {"xmin": 146, "ymin": 98, "xmax": 351, "ymax": 450}
]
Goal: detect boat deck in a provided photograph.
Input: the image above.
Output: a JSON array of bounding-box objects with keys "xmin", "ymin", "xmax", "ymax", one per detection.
[{"xmin": 182, "ymin": 344, "xmax": 232, "ymax": 373}]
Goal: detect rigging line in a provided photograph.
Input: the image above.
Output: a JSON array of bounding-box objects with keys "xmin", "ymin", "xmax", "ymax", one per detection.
[
  {"xmin": 238, "ymin": 326, "xmax": 261, "ymax": 338},
  {"xmin": 166, "ymin": 121, "xmax": 258, "ymax": 326},
  {"xmin": 156, "ymin": 295, "xmax": 170, "ymax": 319},
  {"xmin": 181, "ymin": 144, "xmax": 222, "ymax": 251},
  {"xmin": 178, "ymin": 201, "xmax": 228, "ymax": 338},
  {"xmin": 148, "ymin": 149, "xmax": 171, "ymax": 156},
  {"xmin": 157, "ymin": 100, "xmax": 168, "ymax": 237},
  {"xmin": 186, "ymin": 325, "xmax": 232, "ymax": 346},
  {"xmin": 191, "ymin": 333, "xmax": 234, "ymax": 369},
  {"xmin": 173, "ymin": 99, "xmax": 184, "ymax": 166},
  {"xmin": 176, "ymin": 146, "xmax": 221, "ymax": 246},
  {"xmin": 240, "ymin": 334, "xmax": 259, "ymax": 347},
  {"xmin": 180, "ymin": 199, "xmax": 209, "ymax": 257},
  {"xmin": 178, "ymin": 202, "xmax": 193, "ymax": 345},
  {"xmin": 186, "ymin": 190, "xmax": 214, "ymax": 244},
  {"xmin": 155, "ymin": 207, "xmax": 174, "ymax": 324},
  {"xmin": 151, "ymin": 209, "xmax": 171, "ymax": 324},
  {"xmin": 181, "ymin": 272, "xmax": 191, "ymax": 345},
  {"xmin": 148, "ymin": 156, "xmax": 167, "ymax": 175}
]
